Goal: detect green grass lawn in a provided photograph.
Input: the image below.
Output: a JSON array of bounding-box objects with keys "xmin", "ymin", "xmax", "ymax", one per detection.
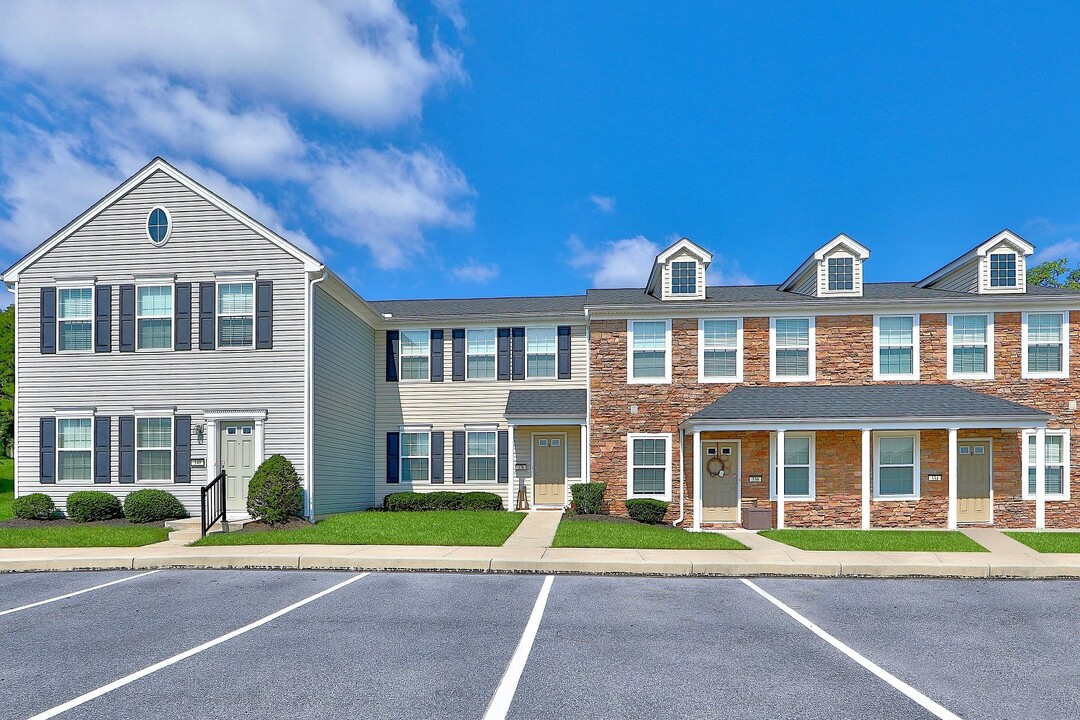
[
  {"xmin": 0, "ymin": 458, "xmax": 12, "ymax": 521},
  {"xmin": 761, "ymin": 529, "xmax": 987, "ymax": 552},
  {"xmin": 193, "ymin": 510, "xmax": 527, "ymax": 547},
  {"xmin": 0, "ymin": 524, "xmax": 170, "ymax": 548},
  {"xmin": 1003, "ymin": 532, "xmax": 1080, "ymax": 553},
  {"xmin": 552, "ymin": 519, "xmax": 748, "ymax": 550}
]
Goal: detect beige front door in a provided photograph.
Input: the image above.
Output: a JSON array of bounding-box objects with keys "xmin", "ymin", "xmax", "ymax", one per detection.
[
  {"xmin": 702, "ymin": 441, "xmax": 740, "ymax": 523},
  {"xmin": 533, "ymin": 435, "xmax": 566, "ymax": 506},
  {"xmin": 221, "ymin": 422, "xmax": 256, "ymax": 513},
  {"xmin": 956, "ymin": 440, "xmax": 991, "ymax": 523}
]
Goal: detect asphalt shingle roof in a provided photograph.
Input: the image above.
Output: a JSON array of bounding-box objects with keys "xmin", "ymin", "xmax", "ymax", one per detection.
[
  {"xmin": 369, "ymin": 295, "xmax": 585, "ymax": 319},
  {"xmin": 505, "ymin": 389, "xmax": 587, "ymax": 418}
]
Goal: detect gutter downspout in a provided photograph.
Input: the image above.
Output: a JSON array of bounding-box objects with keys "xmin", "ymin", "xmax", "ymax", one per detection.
[
  {"xmin": 673, "ymin": 426, "xmax": 685, "ymax": 526},
  {"xmin": 304, "ymin": 270, "xmax": 328, "ymax": 522}
]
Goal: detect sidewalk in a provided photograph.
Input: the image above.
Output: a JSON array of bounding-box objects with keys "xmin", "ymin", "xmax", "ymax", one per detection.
[{"xmin": 1, "ymin": 523, "xmax": 1079, "ymax": 578}]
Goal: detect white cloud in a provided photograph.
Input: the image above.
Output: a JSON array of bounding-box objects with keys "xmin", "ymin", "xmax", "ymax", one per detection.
[
  {"xmin": 451, "ymin": 259, "xmax": 499, "ymax": 283},
  {"xmin": 589, "ymin": 194, "xmax": 615, "ymax": 213},
  {"xmin": 705, "ymin": 256, "xmax": 756, "ymax": 286},
  {"xmin": 432, "ymin": 0, "xmax": 467, "ymax": 31},
  {"xmin": 567, "ymin": 235, "xmax": 659, "ymax": 287},
  {"xmin": 1033, "ymin": 238, "xmax": 1080, "ymax": 265}
]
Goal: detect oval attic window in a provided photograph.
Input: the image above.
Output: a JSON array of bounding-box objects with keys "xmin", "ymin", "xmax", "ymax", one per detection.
[{"xmin": 147, "ymin": 206, "xmax": 171, "ymax": 245}]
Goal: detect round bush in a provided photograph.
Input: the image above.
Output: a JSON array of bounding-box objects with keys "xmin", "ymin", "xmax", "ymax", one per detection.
[
  {"xmin": 66, "ymin": 491, "xmax": 124, "ymax": 522},
  {"xmin": 124, "ymin": 489, "xmax": 189, "ymax": 523},
  {"xmin": 570, "ymin": 482, "xmax": 606, "ymax": 514},
  {"xmin": 12, "ymin": 493, "xmax": 57, "ymax": 520},
  {"xmin": 247, "ymin": 454, "xmax": 304, "ymax": 525},
  {"xmin": 625, "ymin": 498, "xmax": 669, "ymax": 524},
  {"xmin": 460, "ymin": 492, "xmax": 503, "ymax": 511}
]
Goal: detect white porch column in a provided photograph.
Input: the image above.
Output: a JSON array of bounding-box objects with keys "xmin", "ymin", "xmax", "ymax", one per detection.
[
  {"xmin": 947, "ymin": 428, "xmax": 958, "ymax": 530},
  {"xmin": 861, "ymin": 429, "xmax": 871, "ymax": 530},
  {"xmin": 508, "ymin": 424, "xmax": 517, "ymax": 511},
  {"xmin": 776, "ymin": 429, "xmax": 786, "ymax": 530},
  {"xmin": 692, "ymin": 430, "xmax": 702, "ymax": 531},
  {"xmin": 1035, "ymin": 426, "xmax": 1046, "ymax": 530},
  {"xmin": 580, "ymin": 423, "xmax": 588, "ymax": 485}
]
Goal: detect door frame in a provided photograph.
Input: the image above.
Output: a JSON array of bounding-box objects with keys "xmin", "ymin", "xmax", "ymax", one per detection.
[
  {"xmin": 530, "ymin": 431, "xmax": 568, "ymax": 507},
  {"xmin": 957, "ymin": 437, "xmax": 994, "ymax": 525},
  {"xmin": 702, "ymin": 438, "xmax": 742, "ymax": 524},
  {"xmin": 204, "ymin": 409, "xmax": 267, "ymax": 485}
]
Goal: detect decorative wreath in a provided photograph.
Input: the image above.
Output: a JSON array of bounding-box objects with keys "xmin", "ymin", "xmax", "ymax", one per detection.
[{"xmin": 706, "ymin": 456, "xmax": 727, "ymax": 478}]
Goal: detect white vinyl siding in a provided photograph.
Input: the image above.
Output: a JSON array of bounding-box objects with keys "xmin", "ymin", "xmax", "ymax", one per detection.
[
  {"xmin": 770, "ymin": 432, "xmax": 815, "ymax": 499},
  {"xmin": 627, "ymin": 433, "xmax": 671, "ymax": 501},
  {"xmin": 1023, "ymin": 312, "xmax": 1068, "ymax": 379},
  {"xmin": 525, "ymin": 327, "xmax": 556, "ymax": 379},
  {"xmin": 698, "ymin": 318, "xmax": 742, "ymax": 382},
  {"xmin": 57, "ymin": 418, "xmax": 92, "ymax": 482},
  {"xmin": 401, "ymin": 431, "xmax": 430, "ymax": 483},
  {"xmin": 217, "ymin": 281, "xmax": 255, "ymax": 348},
  {"xmin": 136, "ymin": 417, "xmax": 173, "ymax": 482},
  {"xmin": 948, "ymin": 313, "xmax": 993, "ymax": 379},
  {"xmin": 770, "ymin": 317, "xmax": 814, "ymax": 381},
  {"xmin": 399, "ymin": 329, "xmax": 430, "ymax": 381},
  {"xmin": 467, "ymin": 329, "xmax": 496, "ymax": 380},
  {"xmin": 467, "ymin": 430, "xmax": 497, "ymax": 483},
  {"xmin": 628, "ymin": 320, "xmax": 671, "ymax": 383},
  {"xmin": 136, "ymin": 284, "xmax": 173, "ymax": 350},
  {"xmin": 57, "ymin": 287, "xmax": 93, "ymax": 352},
  {"xmin": 1024, "ymin": 430, "xmax": 1069, "ymax": 500},
  {"xmin": 875, "ymin": 433, "xmax": 920, "ymax": 500},
  {"xmin": 874, "ymin": 315, "xmax": 919, "ymax": 380}
]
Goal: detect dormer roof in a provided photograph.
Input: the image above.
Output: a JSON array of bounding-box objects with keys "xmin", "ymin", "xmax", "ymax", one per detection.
[
  {"xmin": 916, "ymin": 229, "xmax": 1034, "ymax": 293},
  {"xmin": 645, "ymin": 237, "xmax": 712, "ymax": 300},
  {"xmin": 777, "ymin": 233, "xmax": 870, "ymax": 297}
]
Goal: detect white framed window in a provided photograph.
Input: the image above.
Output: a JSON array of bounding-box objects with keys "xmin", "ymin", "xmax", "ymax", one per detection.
[
  {"xmin": 57, "ymin": 287, "xmax": 93, "ymax": 352},
  {"xmin": 1023, "ymin": 430, "xmax": 1070, "ymax": 500},
  {"xmin": 770, "ymin": 317, "xmax": 815, "ymax": 381},
  {"xmin": 873, "ymin": 315, "xmax": 919, "ymax": 380},
  {"xmin": 399, "ymin": 330, "xmax": 430, "ymax": 381},
  {"xmin": 670, "ymin": 261, "xmax": 697, "ymax": 295},
  {"xmin": 989, "ymin": 252, "xmax": 1017, "ymax": 288},
  {"xmin": 525, "ymin": 327, "xmax": 556, "ymax": 379},
  {"xmin": 698, "ymin": 318, "xmax": 742, "ymax": 382},
  {"xmin": 769, "ymin": 432, "xmax": 815, "ymax": 500},
  {"xmin": 57, "ymin": 417, "xmax": 93, "ymax": 481},
  {"xmin": 136, "ymin": 417, "xmax": 173, "ymax": 482},
  {"xmin": 466, "ymin": 430, "xmax": 497, "ymax": 483},
  {"xmin": 146, "ymin": 206, "xmax": 172, "ymax": 246},
  {"xmin": 627, "ymin": 433, "xmax": 671, "ymax": 500},
  {"xmin": 217, "ymin": 282, "xmax": 255, "ymax": 349},
  {"xmin": 874, "ymin": 432, "xmax": 920, "ymax": 500},
  {"xmin": 400, "ymin": 430, "xmax": 431, "ymax": 483},
  {"xmin": 827, "ymin": 256, "xmax": 854, "ymax": 291},
  {"xmin": 627, "ymin": 319, "xmax": 671, "ymax": 384},
  {"xmin": 136, "ymin": 284, "xmax": 173, "ymax": 350},
  {"xmin": 1022, "ymin": 312, "xmax": 1068, "ymax": 379},
  {"xmin": 947, "ymin": 313, "xmax": 993, "ymax": 379},
  {"xmin": 466, "ymin": 328, "xmax": 496, "ymax": 380}
]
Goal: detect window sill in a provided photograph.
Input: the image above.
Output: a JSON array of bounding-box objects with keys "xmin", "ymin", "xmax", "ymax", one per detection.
[
  {"xmin": 872, "ymin": 495, "xmax": 921, "ymax": 502},
  {"xmin": 769, "ymin": 376, "xmax": 816, "ymax": 383},
  {"xmin": 1022, "ymin": 373, "xmax": 1069, "ymax": 380},
  {"xmin": 628, "ymin": 493, "xmax": 672, "ymax": 502},
  {"xmin": 769, "ymin": 495, "xmax": 816, "ymax": 502},
  {"xmin": 698, "ymin": 375, "xmax": 743, "ymax": 384},
  {"xmin": 1022, "ymin": 494, "xmax": 1070, "ymax": 502},
  {"xmin": 874, "ymin": 373, "xmax": 920, "ymax": 382},
  {"xmin": 627, "ymin": 377, "xmax": 671, "ymax": 385},
  {"xmin": 946, "ymin": 373, "xmax": 994, "ymax": 381}
]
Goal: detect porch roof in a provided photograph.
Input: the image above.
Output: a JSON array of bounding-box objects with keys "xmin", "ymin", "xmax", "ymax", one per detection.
[{"xmin": 505, "ymin": 389, "xmax": 587, "ymax": 423}]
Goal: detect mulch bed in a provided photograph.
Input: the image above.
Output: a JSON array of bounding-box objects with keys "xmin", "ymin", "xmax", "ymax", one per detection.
[
  {"xmin": 235, "ymin": 518, "xmax": 312, "ymax": 532},
  {"xmin": 0, "ymin": 518, "xmax": 166, "ymax": 529},
  {"xmin": 561, "ymin": 512, "xmax": 644, "ymax": 525}
]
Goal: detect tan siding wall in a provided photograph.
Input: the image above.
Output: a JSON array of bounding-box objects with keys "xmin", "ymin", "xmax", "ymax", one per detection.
[{"xmin": 934, "ymin": 262, "xmax": 980, "ymax": 292}]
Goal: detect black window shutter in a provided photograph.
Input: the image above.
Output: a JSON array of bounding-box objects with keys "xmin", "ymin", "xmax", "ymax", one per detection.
[
  {"xmin": 94, "ymin": 416, "xmax": 111, "ymax": 483},
  {"xmin": 386, "ymin": 432, "xmax": 400, "ymax": 483},
  {"xmin": 385, "ymin": 331, "xmax": 399, "ymax": 382},
  {"xmin": 40, "ymin": 287, "xmax": 56, "ymax": 354},
  {"xmin": 431, "ymin": 431, "xmax": 444, "ymax": 483},
  {"xmin": 174, "ymin": 415, "xmax": 191, "ymax": 483},
  {"xmin": 255, "ymin": 279, "xmax": 273, "ymax": 349},
  {"xmin": 39, "ymin": 417, "xmax": 56, "ymax": 483},
  {"xmin": 512, "ymin": 327, "xmax": 525, "ymax": 380},
  {"xmin": 119, "ymin": 284, "xmax": 136, "ymax": 352},
  {"xmin": 430, "ymin": 330, "xmax": 444, "ymax": 382},
  {"xmin": 119, "ymin": 416, "xmax": 135, "ymax": 483},
  {"xmin": 174, "ymin": 283, "xmax": 191, "ymax": 351},
  {"xmin": 94, "ymin": 285, "xmax": 112, "ymax": 353},
  {"xmin": 452, "ymin": 430, "xmax": 465, "ymax": 484},
  {"xmin": 497, "ymin": 328, "xmax": 511, "ymax": 380},
  {"xmin": 558, "ymin": 325, "xmax": 572, "ymax": 379},
  {"xmin": 199, "ymin": 282, "xmax": 216, "ymax": 350},
  {"xmin": 452, "ymin": 329, "xmax": 465, "ymax": 381},
  {"xmin": 497, "ymin": 430, "xmax": 509, "ymax": 484}
]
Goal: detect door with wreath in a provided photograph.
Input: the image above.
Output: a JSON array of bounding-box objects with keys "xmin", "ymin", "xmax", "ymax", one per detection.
[{"xmin": 702, "ymin": 441, "xmax": 740, "ymax": 522}]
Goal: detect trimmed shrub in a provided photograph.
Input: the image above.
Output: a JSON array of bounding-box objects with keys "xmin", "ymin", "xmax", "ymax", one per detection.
[
  {"xmin": 460, "ymin": 491, "xmax": 504, "ymax": 511},
  {"xmin": 12, "ymin": 493, "xmax": 57, "ymax": 521},
  {"xmin": 247, "ymin": 455, "xmax": 304, "ymax": 525},
  {"xmin": 124, "ymin": 489, "xmax": 189, "ymax": 524},
  {"xmin": 383, "ymin": 491, "xmax": 503, "ymax": 512},
  {"xmin": 67, "ymin": 491, "xmax": 124, "ymax": 523},
  {"xmin": 570, "ymin": 482, "xmax": 606, "ymax": 515},
  {"xmin": 626, "ymin": 498, "xmax": 669, "ymax": 524}
]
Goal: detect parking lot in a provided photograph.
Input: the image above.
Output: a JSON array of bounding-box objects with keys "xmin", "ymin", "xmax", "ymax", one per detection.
[{"xmin": 1, "ymin": 570, "xmax": 1077, "ymax": 719}]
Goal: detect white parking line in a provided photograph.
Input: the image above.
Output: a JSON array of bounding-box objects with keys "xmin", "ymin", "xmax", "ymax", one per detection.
[
  {"xmin": 0, "ymin": 571, "xmax": 161, "ymax": 617},
  {"xmin": 740, "ymin": 579, "xmax": 961, "ymax": 720},
  {"xmin": 483, "ymin": 575, "xmax": 554, "ymax": 720},
  {"xmin": 27, "ymin": 572, "xmax": 369, "ymax": 720}
]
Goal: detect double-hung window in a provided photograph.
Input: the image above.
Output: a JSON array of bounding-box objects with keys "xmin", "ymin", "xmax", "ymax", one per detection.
[
  {"xmin": 771, "ymin": 433, "xmax": 814, "ymax": 499},
  {"xmin": 399, "ymin": 330, "xmax": 430, "ymax": 380},
  {"xmin": 1023, "ymin": 313, "xmax": 1067, "ymax": 378},
  {"xmin": 400, "ymin": 431, "xmax": 430, "ymax": 483},
  {"xmin": 1024, "ymin": 430, "xmax": 1069, "ymax": 499},
  {"xmin": 57, "ymin": 287, "xmax": 93, "ymax": 352},
  {"xmin": 525, "ymin": 327, "xmax": 556, "ymax": 379},
  {"xmin": 628, "ymin": 433, "xmax": 670, "ymax": 500},
  {"xmin": 57, "ymin": 418, "xmax": 92, "ymax": 481},
  {"xmin": 875, "ymin": 315, "xmax": 918, "ymax": 379},
  {"xmin": 217, "ymin": 282, "xmax": 255, "ymax": 348},
  {"xmin": 467, "ymin": 329, "xmax": 496, "ymax": 380},
  {"xmin": 948, "ymin": 314, "xmax": 992, "ymax": 379},
  {"xmin": 670, "ymin": 261, "xmax": 696, "ymax": 295},
  {"xmin": 628, "ymin": 320, "xmax": 670, "ymax": 383},
  {"xmin": 771, "ymin": 317, "xmax": 814, "ymax": 381},
  {"xmin": 989, "ymin": 253, "xmax": 1017, "ymax": 288},
  {"xmin": 827, "ymin": 256, "xmax": 854, "ymax": 291},
  {"xmin": 136, "ymin": 417, "xmax": 173, "ymax": 481},
  {"xmin": 136, "ymin": 285, "xmax": 173, "ymax": 350},
  {"xmin": 875, "ymin": 433, "xmax": 919, "ymax": 499},
  {"xmin": 466, "ymin": 431, "xmax": 497, "ymax": 483},
  {"xmin": 699, "ymin": 318, "xmax": 742, "ymax": 382}
]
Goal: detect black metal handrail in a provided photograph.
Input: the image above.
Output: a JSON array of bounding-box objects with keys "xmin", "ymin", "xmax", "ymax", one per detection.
[{"xmin": 200, "ymin": 470, "xmax": 227, "ymax": 537}]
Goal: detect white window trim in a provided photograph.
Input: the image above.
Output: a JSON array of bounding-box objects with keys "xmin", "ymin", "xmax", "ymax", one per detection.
[
  {"xmin": 946, "ymin": 313, "xmax": 995, "ymax": 380},
  {"xmin": 769, "ymin": 431, "xmax": 816, "ymax": 500},
  {"xmin": 669, "ymin": 260, "xmax": 698, "ymax": 296},
  {"xmin": 826, "ymin": 255, "xmax": 855, "ymax": 292},
  {"xmin": 627, "ymin": 319, "xmax": 672, "ymax": 384},
  {"xmin": 698, "ymin": 317, "xmax": 743, "ymax": 383},
  {"xmin": 769, "ymin": 317, "xmax": 816, "ymax": 382},
  {"xmin": 1022, "ymin": 429, "xmax": 1070, "ymax": 501},
  {"xmin": 626, "ymin": 432, "xmax": 672, "ymax": 501},
  {"xmin": 466, "ymin": 328, "xmax": 497, "ymax": 381},
  {"xmin": 399, "ymin": 428, "xmax": 432, "ymax": 484},
  {"xmin": 135, "ymin": 282, "xmax": 175, "ymax": 352},
  {"xmin": 466, "ymin": 429, "xmax": 498, "ymax": 484},
  {"xmin": 873, "ymin": 314, "xmax": 920, "ymax": 381},
  {"xmin": 873, "ymin": 431, "xmax": 921, "ymax": 501},
  {"xmin": 987, "ymin": 251, "xmax": 1019, "ymax": 290},
  {"xmin": 56, "ymin": 415, "xmax": 95, "ymax": 483},
  {"xmin": 524, "ymin": 326, "xmax": 557, "ymax": 380},
  {"xmin": 215, "ymin": 280, "xmax": 256, "ymax": 350},
  {"xmin": 146, "ymin": 205, "xmax": 172, "ymax": 246},
  {"xmin": 398, "ymin": 328, "xmax": 431, "ymax": 382},
  {"xmin": 1021, "ymin": 312, "xmax": 1069, "ymax": 380},
  {"xmin": 135, "ymin": 415, "xmax": 174, "ymax": 483},
  {"xmin": 56, "ymin": 285, "xmax": 95, "ymax": 354}
]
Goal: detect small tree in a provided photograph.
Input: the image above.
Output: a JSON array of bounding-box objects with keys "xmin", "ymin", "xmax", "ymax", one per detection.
[
  {"xmin": 1028, "ymin": 258, "xmax": 1080, "ymax": 289},
  {"xmin": 247, "ymin": 455, "xmax": 303, "ymax": 525}
]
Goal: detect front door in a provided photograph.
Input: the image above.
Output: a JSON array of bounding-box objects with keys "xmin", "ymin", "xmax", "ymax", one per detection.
[
  {"xmin": 533, "ymin": 435, "xmax": 566, "ymax": 506},
  {"xmin": 957, "ymin": 440, "xmax": 991, "ymax": 523},
  {"xmin": 221, "ymin": 422, "xmax": 256, "ymax": 513},
  {"xmin": 702, "ymin": 441, "xmax": 740, "ymax": 523}
]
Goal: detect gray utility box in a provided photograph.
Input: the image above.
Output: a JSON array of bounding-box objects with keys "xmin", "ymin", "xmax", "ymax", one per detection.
[{"xmin": 742, "ymin": 507, "xmax": 773, "ymax": 530}]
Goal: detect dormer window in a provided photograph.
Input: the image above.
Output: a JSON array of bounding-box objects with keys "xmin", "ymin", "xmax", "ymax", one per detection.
[
  {"xmin": 989, "ymin": 253, "xmax": 1017, "ymax": 288},
  {"xmin": 645, "ymin": 238, "xmax": 711, "ymax": 301},
  {"xmin": 670, "ymin": 261, "xmax": 697, "ymax": 295},
  {"xmin": 827, "ymin": 256, "xmax": 854, "ymax": 291},
  {"xmin": 778, "ymin": 234, "xmax": 869, "ymax": 298}
]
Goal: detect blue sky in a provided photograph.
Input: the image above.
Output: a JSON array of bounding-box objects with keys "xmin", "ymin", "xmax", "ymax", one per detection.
[{"xmin": 1, "ymin": 1, "xmax": 1080, "ymax": 302}]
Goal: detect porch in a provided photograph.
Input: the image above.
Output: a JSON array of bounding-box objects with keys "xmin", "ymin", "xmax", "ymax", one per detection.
[{"xmin": 505, "ymin": 389, "xmax": 588, "ymax": 511}]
